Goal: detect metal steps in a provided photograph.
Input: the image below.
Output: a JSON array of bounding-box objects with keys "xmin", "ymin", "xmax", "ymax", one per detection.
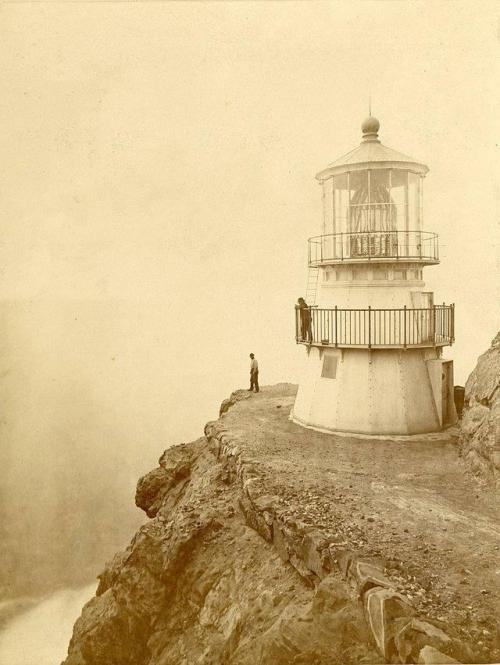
[{"xmin": 305, "ymin": 267, "xmax": 319, "ymax": 305}]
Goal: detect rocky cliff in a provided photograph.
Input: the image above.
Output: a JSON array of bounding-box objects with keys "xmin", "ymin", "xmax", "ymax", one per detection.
[
  {"xmin": 459, "ymin": 332, "xmax": 500, "ymax": 485},
  {"xmin": 63, "ymin": 384, "xmax": 499, "ymax": 665}
]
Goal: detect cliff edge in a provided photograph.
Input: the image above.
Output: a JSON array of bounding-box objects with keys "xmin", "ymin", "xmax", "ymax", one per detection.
[
  {"xmin": 63, "ymin": 384, "xmax": 499, "ymax": 665},
  {"xmin": 459, "ymin": 332, "xmax": 500, "ymax": 485}
]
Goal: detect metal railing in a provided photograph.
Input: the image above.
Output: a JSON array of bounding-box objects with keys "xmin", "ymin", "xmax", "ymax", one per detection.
[
  {"xmin": 308, "ymin": 231, "xmax": 439, "ymax": 266},
  {"xmin": 295, "ymin": 304, "xmax": 454, "ymax": 348}
]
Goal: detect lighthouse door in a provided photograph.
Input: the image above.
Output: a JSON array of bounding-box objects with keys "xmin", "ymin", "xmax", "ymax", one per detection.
[
  {"xmin": 441, "ymin": 361, "xmax": 453, "ymax": 425},
  {"xmin": 422, "ymin": 292, "xmax": 434, "ymax": 308}
]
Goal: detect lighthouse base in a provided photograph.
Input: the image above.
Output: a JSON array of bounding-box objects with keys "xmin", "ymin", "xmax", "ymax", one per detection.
[{"xmin": 292, "ymin": 346, "xmax": 456, "ymax": 436}]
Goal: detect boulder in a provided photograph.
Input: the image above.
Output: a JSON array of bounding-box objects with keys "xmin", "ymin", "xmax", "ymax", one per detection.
[
  {"xmin": 363, "ymin": 586, "xmax": 416, "ymax": 659},
  {"xmin": 417, "ymin": 644, "xmax": 460, "ymax": 663},
  {"xmin": 394, "ymin": 618, "xmax": 452, "ymax": 663},
  {"xmin": 459, "ymin": 332, "xmax": 500, "ymax": 484},
  {"xmin": 135, "ymin": 443, "xmax": 196, "ymax": 516}
]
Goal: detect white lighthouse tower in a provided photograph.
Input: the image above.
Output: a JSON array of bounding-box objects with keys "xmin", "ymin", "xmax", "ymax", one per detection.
[{"xmin": 292, "ymin": 116, "xmax": 457, "ymax": 436}]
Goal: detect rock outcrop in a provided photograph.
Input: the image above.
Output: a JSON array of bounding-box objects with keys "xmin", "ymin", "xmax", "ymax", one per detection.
[
  {"xmin": 459, "ymin": 332, "xmax": 500, "ymax": 484},
  {"xmin": 63, "ymin": 440, "xmax": 380, "ymax": 665},
  {"xmin": 63, "ymin": 384, "xmax": 499, "ymax": 665}
]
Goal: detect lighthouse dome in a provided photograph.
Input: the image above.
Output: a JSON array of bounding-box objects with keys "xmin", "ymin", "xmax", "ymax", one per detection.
[
  {"xmin": 315, "ymin": 116, "xmax": 428, "ymax": 180},
  {"xmin": 361, "ymin": 115, "xmax": 380, "ymax": 135}
]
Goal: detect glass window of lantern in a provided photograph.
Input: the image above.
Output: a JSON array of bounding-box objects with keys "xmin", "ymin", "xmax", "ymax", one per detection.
[
  {"xmin": 370, "ymin": 169, "xmax": 390, "ymax": 203},
  {"xmin": 349, "ymin": 170, "xmax": 368, "ymax": 233},
  {"xmin": 333, "ymin": 174, "xmax": 348, "ymax": 233},
  {"xmin": 323, "ymin": 178, "xmax": 333, "ymax": 234},
  {"xmin": 369, "ymin": 169, "xmax": 393, "ymax": 233},
  {"xmin": 408, "ymin": 173, "xmax": 421, "ymax": 230},
  {"xmin": 390, "ymin": 169, "xmax": 407, "ymax": 232},
  {"xmin": 349, "ymin": 170, "xmax": 368, "ymax": 203}
]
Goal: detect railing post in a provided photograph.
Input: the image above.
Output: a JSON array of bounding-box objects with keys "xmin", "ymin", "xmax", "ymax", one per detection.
[
  {"xmin": 441, "ymin": 301, "xmax": 450, "ymax": 337},
  {"xmin": 368, "ymin": 305, "xmax": 372, "ymax": 348},
  {"xmin": 451, "ymin": 303, "xmax": 455, "ymax": 343},
  {"xmin": 341, "ymin": 233, "xmax": 343, "ymax": 261},
  {"xmin": 403, "ymin": 305, "xmax": 407, "ymax": 348},
  {"xmin": 334, "ymin": 305, "xmax": 338, "ymax": 347},
  {"xmin": 432, "ymin": 304, "xmax": 437, "ymax": 345}
]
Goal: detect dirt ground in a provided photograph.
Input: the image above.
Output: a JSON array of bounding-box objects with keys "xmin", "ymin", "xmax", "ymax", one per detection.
[{"xmin": 220, "ymin": 384, "xmax": 500, "ymax": 663}]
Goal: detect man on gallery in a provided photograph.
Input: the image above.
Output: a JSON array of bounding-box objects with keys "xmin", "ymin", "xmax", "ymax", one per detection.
[{"xmin": 297, "ymin": 297, "xmax": 312, "ymax": 342}]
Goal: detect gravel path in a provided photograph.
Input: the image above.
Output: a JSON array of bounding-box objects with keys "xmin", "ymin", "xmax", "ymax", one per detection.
[{"xmin": 220, "ymin": 384, "xmax": 500, "ymax": 662}]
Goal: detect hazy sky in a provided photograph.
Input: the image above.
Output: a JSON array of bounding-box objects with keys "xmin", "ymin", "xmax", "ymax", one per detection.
[
  {"xmin": 0, "ymin": 6, "xmax": 499, "ymax": 644},
  {"xmin": 1, "ymin": 1, "xmax": 499, "ymax": 401},
  {"xmin": 1, "ymin": 12, "xmax": 499, "ymax": 660}
]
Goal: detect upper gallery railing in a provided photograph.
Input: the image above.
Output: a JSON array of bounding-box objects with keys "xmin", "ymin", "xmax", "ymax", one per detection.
[
  {"xmin": 308, "ymin": 231, "xmax": 439, "ymax": 266},
  {"xmin": 295, "ymin": 304, "xmax": 454, "ymax": 348}
]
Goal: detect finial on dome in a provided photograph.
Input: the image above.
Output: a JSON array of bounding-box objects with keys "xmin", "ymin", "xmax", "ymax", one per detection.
[{"xmin": 361, "ymin": 115, "xmax": 380, "ymax": 142}]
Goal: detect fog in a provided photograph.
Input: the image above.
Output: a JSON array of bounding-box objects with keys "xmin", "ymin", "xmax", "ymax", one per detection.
[
  {"xmin": 0, "ymin": 299, "xmax": 299, "ymax": 598},
  {"xmin": 0, "ymin": 584, "xmax": 95, "ymax": 665},
  {"xmin": 0, "ymin": 1, "xmax": 498, "ymax": 659}
]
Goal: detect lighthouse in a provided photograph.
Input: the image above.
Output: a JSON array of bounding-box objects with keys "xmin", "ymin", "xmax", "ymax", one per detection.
[{"xmin": 292, "ymin": 116, "xmax": 457, "ymax": 435}]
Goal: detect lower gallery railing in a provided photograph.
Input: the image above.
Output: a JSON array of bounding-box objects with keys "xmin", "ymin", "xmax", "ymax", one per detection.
[{"xmin": 295, "ymin": 305, "xmax": 454, "ymax": 348}]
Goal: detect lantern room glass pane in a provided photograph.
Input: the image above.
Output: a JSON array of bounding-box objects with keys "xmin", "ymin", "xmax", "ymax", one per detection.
[
  {"xmin": 348, "ymin": 171, "xmax": 368, "ymax": 233},
  {"xmin": 333, "ymin": 174, "xmax": 348, "ymax": 233},
  {"xmin": 389, "ymin": 169, "xmax": 407, "ymax": 232},
  {"xmin": 369, "ymin": 170, "xmax": 394, "ymax": 233},
  {"xmin": 322, "ymin": 178, "xmax": 334, "ymax": 234},
  {"xmin": 370, "ymin": 170, "xmax": 390, "ymax": 203},
  {"xmin": 349, "ymin": 171, "xmax": 368, "ymax": 204},
  {"xmin": 408, "ymin": 172, "xmax": 420, "ymax": 230}
]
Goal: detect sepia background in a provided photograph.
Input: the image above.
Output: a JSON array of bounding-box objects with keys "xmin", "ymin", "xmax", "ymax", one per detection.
[{"xmin": 0, "ymin": 1, "xmax": 499, "ymax": 663}]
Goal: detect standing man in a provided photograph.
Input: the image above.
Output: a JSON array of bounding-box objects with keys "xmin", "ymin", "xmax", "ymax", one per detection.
[
  {"xmin": 297, "ymin": 297, "xmax": 312, "ymax": 342},
  {"xmin": 248, "ymin": 353, "xmax": 259, "ymax": 393}
]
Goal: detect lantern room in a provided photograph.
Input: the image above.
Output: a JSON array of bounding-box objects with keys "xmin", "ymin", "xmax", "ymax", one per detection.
[{"xmin": 311, "ymin": 117, "xmax": 435, "ymax": 265}]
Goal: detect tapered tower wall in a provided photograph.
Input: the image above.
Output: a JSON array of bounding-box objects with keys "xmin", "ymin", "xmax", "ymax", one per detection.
[{"xmin": 292, "ymin": 346, "xmax": 455, "ymax": 435}]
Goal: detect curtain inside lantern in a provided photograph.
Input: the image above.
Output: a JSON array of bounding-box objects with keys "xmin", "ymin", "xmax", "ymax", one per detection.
[{"xmin": 348, "ymin": 169, "xmax": 398, "ymax": 258}]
